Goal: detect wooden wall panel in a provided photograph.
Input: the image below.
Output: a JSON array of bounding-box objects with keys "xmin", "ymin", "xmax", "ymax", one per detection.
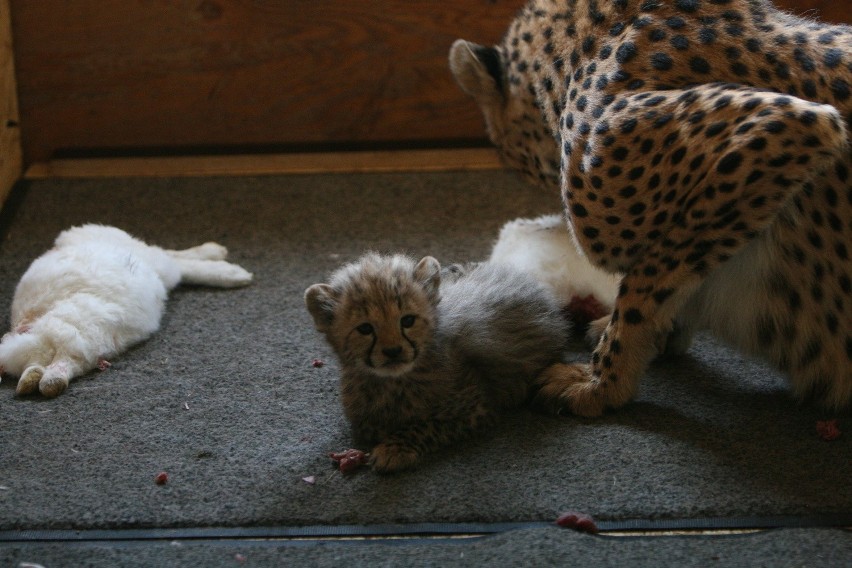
[
  {"xmin": 10, "ymin": 0, "xmax": 524, "ymax": 165},
  {"xmin": 8, "ymin": 1, "xmax": 852, "ymax": 166},
  {"xmin": 0, "ymin": 0, "xmax": 21, "ymax": 197}
]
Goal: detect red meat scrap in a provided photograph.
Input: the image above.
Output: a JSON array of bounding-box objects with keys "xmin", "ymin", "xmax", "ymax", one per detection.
[
  {"xmin": 329, "ymin": 449, "xmax": 368, "ymax": 474},
  {"xmin": 564, "ymin": 294, "xmax": 609, "ymax": 329},
  {"xmin": 816, "ymin": 419, "xmax": 841, "ymax": 441},
  {"xmin": 555, "ymin": 511, "xmax": 599, "ymax": 534}
]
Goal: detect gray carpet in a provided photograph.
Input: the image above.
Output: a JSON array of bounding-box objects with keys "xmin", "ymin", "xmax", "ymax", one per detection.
[{"xmin": 0, "ymin": 172, "xmax": 849, "ymax": 564}]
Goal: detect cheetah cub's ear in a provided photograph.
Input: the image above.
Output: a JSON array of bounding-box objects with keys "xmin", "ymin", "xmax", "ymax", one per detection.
[
  {"xmin": 304, "ymin": 283, "xmax": 338, "ymax": 333},
  {"xmin": 414, "ymin": 256, "xmax": 441, "ymax": 305},
  {"xmin": 449, "ymin": 40, "xmax": 504, "ymax": 104}
]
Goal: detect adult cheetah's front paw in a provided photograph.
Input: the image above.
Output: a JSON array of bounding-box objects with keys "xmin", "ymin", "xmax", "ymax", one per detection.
[
  {"xmin": 532, "ymin": 363, "xmax": 606, "ymax": 418},
  {"xmin": 369, "ymin": 442, "xmax": 420, "ymax": 473}
]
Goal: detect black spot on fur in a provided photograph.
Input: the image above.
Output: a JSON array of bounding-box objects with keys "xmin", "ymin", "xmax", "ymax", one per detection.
[
  {"xmin": 824, "ymin": 48, "xmax": 843, "ymax": 69},
  {"xmin": 624, "ymin": 308, "xmax": 644, "ymax": 324},
  {"xmin": 717, "ymin": 151, "xmax": 744, "ymax": 174},
  {"xmin": 651, "ymin": 52, "xmax": 674, "ymax": 70},
  {"xmin": 616, "ymin": 41, "xmax": 638, "ymax": 63},
  {"xmin": 831, "ymin": 78, "xmax": 851, "ymax": 101},
  {"xmin": 690, "ymin": 56, "xmax": 711, "ymax": 73},
  {"xmin": 674, "ymin": 0, "xmax": 700, "ymax": 13},
  {"xmin": 621, "ymin": 118, "xmax": 638, "ymax": 134},
  {"xmin": 652, "ymin": 288, "xmax": 674, "ymax": 304}
]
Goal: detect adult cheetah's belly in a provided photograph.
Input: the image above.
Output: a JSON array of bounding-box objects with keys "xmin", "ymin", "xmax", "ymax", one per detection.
[{"xmin": 677, "ymin": 222, "xmax": 778, "ymax": 353}]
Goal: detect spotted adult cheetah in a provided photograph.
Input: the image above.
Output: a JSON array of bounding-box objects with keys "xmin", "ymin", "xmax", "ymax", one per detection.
[{"xmin": 450, "ymin": 0, "xmax": 852, "ymax": 416}]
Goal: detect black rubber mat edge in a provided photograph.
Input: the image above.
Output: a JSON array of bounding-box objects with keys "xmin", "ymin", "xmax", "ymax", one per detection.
[{"xmin": 2, "ymin": 514, "xmax": 851, "ymax": 543}]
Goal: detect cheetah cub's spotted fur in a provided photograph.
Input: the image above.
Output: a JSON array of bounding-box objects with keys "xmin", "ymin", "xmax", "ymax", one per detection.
[
  {"xmin": 451, "ymin": 0, "xmax": 852, "ymax": 415},
  {"xmin": 305, "ymin": 253, "xmax": 568, "ymax": 473}
]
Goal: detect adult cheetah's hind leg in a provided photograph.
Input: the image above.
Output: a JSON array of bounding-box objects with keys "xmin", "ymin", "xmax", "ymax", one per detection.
[{"xmin": 534, "ymin": 85, "xmax": 849, "ymax": 417}]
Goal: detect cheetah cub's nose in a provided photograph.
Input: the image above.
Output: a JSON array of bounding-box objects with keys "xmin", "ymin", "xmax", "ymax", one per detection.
[{"xmin": 382, "ymin": 346, "xmax": 404, "ymax": 359}]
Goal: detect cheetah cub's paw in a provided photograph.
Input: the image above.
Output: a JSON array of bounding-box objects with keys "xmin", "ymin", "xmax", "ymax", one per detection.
[
  {"xmin": 532, "ymin": 363, "xmax": 606, "ymax": 418},
  {"xmin": 370, "ymin": 442, "xmax": 420, "ymax": 473}
]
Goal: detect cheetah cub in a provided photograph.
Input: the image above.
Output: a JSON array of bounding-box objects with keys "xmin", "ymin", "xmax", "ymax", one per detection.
[{"xmin": 305, "ymin": 252, "xmax": 568, "ymax": 473}]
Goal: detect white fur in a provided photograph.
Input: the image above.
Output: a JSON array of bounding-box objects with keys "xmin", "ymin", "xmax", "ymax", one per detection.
[
  {"xmin": 0, "ymin": 224, "xmax": 253, "ymax": 397},
  {"xmin": 488, "ymin": 214, "xmax": 620, "ymax": 310}
]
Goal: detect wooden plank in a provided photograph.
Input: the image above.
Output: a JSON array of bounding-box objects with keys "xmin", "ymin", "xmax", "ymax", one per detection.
[
  {"xmin": 0, "ymin": 0, "xmax": 21, "ymax": 204},
  {"xmin": 24, "ymin": 148, "xmax": 505, "ymax": 179},
  {"xmin": 10, "ymin": 1, "xmax": 523, "ymax": 165}
]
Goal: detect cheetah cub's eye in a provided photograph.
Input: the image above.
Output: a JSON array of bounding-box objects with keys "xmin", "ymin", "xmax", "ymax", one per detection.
[
  {"xmin": 400, "ymin": 315, "xmax": 417, "ymax": 328},
  {"xmin": 355, "ymin": 323, "xmax": 374, "ymax": 335}
]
